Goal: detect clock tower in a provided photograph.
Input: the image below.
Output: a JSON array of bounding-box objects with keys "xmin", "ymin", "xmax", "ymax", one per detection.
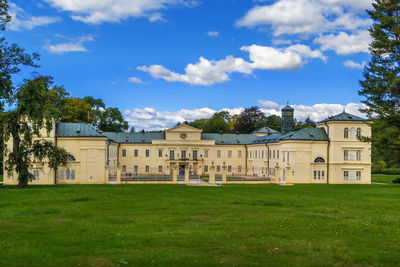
[{"xmin": 281, "ymin": 103, "xmax": 294, "ymax": 135}]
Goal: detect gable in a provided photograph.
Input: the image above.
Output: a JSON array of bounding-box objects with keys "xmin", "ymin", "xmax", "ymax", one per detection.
[{"xmin": 165, "ymin": 124, "xmax": 202, "ymax": 141}]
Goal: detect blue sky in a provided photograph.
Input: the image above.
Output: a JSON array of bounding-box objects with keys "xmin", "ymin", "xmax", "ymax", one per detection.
[{"xmin": 4, "ymin": 0, "xmax": 372, "ymax": 130}]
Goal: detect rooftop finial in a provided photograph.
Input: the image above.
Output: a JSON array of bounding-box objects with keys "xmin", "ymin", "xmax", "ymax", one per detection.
[
  {"xmin": 287, "ymin": 101, "xmax": 289, "ymax": 105},
  {"xmin": 343, "ymin": 108, "xmax": 346, "ymax": 113}
]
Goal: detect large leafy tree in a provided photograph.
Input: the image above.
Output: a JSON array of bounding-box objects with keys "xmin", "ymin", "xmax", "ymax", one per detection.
[
  {"xmin": 0, "ymin": 0, "xmax": 40, "ymax": 178},
  {"xmin": 233, "ymin": 106, "xmax": 265, "ymax": 134},
  {"xmin": 189, "ymin": 111, "xmax": 232, "ymax": 133},
  {"xmin": 359, "ymin": 0, "xmax": 400, "ymax": 168},
  {"xmin": 3, "ymin": 77, "xmax": 68, "ymax": 187},
  {"xmin": 97, "ymin": 107, "xmax": 129, "ymax": 132}
]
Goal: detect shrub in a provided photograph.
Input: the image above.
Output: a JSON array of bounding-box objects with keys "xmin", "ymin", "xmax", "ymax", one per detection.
[
  {"xmin": 392, "ymin": 178, "xmax": 400, "ymax": 184},
  {"xmin": 382, "ymin": 168, "xmax": 400, "ymax": 175}
]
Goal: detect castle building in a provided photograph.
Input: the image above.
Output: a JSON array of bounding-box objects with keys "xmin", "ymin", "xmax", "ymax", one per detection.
[{"xmin": 3, "ymin": 105, "xmax": 371, "ymax": 185}]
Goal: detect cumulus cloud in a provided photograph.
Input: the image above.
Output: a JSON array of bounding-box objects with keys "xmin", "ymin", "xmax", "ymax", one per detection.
[
  {"xmin": 258, "ymin": 100, "xmax": 367, "ymax": 122},
  {"xmin": 236, "ymin": 0, "xmax": 372, "ymax": 36},
  {"xmin": 314, "ymin": 30, "xmax": 371, "ymax": 55},
  {"xmin": 123, "ymin": 107, "xmax": 244, "ymax": 130},
  {"xmin": 43, "ymin": 0, "xmax": 199, "ymax": 24},
  {"xmin": 44, "ymin": 35, "xmax": 94, "ymax": 54},
  {"xmin": 206, "ymin": 31, "xmax": 219, "ymax": 37},
  {"xmin": 138, "ymin": 44, "xmax": 325, "ymax": 85},
  {"xmin": 128, "ymin": 77, "xmax": 146, "ymax": 84},
  {"xmin": 343, "ymin": 59, "xmax": 366, "ymax": 69},
  {"xmin": 124, "ymin": 101, "xmax": 367, "ymax": 130},
  {"xmin": 8, "ymin": 2, "xmax": 60, "ymax": 31}
]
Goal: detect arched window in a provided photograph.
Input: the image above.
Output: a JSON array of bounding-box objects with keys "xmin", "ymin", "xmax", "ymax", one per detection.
[
  {"xmin": 67, "ymin": 154, "xmax": 76, "ymax": 162},
  {"xmin": 344, "ymin": 128, "xmax": 349, "ymax": 139},
  {"xmin": 350, "ymin": 128, "xmax": 356, "ymax": 139},
  {"xmin": 356, "ymin": 128, "xmax": 361, "ymax": 138},
  {"xmin": 314, "ymin": 157, "xmax": 325, "ymax": 163}
]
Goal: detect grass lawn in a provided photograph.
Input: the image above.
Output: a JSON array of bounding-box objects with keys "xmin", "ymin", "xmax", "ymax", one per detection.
[{"xmin": 0, "ymin": 175, "xmax": 399, "ymax": 266}]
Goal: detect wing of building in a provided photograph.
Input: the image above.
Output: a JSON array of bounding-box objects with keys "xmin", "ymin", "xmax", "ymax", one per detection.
[{"xmin": 3, "ymin": 105, "xmax": 371, "ymax": 185}]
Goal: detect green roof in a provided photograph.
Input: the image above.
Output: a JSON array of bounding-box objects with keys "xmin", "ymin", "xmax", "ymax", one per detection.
[
  {"xmin": 253, "ymin": 128, "xmax": 328, "ymax": 143},
  {"xmin": 318, "ymin": 111, "xmax": 368, "ymax": 123},
  {"xmin": 56, "ymin": 123, "xmax": 105, "ymax": 138},
  {"xmin": 282, "ymin": 105, "xmax": 294, "ymax": 111},
  {"xmin": 252, "ymin": 127, "xmax": 280, "ymax": 134},
  {"xmin": 103, "ymin": 132, "xmax": 164, "ymax": 143},
  {"xmin": 202, "ymin": 133, "xmax": 260, "ymax": 145}
]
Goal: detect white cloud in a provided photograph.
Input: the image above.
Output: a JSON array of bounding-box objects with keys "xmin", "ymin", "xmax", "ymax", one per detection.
[
  {"xmin": 314, "ymin": 30, "xmax": 371, "ymax": 55},
  {"xmin": 258, "ymin": 100, "xmax": 367, "ymax": 122},
  {"xmin": 124, "ymin": 101, "xmax": 367, "ymax": 130},
  {"xmin": 343, "ymin": 59, "xmax": 366, "ymax": 69},
  {"xmin": 138, "ymin": 55, "xmax": 253, "ymax": 86},
  {"xmin": 236, "ymin": 0, "xmax": 372, "ymax": 36},
  {"xmin": 44, "ymin": 0, "xmax": 199, "ymax": 24},
  {"xmin": 123, "ymin": 107, "xmax": 243, "ymax": 130},
  {"xmin": 128, "ymin": 77, "xmax": 146, "ymax": 84},
  {"xmin": 206, "ymin": 31, "xmax": 219, "ymax": 37},
  {"xmin": 44, "ymin": 35, "xmax": 94, "ymax": 54},
  {"xmin": 8, "ymin": 3, "xmax": 60, "ymax": 31},
  {"xmin": 138, "ymin": 44, "xmax": 325, "ymax": 85}
]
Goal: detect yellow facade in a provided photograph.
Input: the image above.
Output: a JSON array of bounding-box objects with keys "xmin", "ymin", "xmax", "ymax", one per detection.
[{"xmin": 3, "ymin": 110, "xmax": 371, "ymax": 185}]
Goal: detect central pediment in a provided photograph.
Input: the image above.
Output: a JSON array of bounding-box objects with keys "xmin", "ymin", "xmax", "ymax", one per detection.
[{"xmin": 165, "ymin": 124, "xmax": 202, "ymax": 141}]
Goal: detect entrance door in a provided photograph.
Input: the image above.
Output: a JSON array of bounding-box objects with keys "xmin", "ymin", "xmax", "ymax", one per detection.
[
  {"xmin": 281, "ymin": 170, "xmax": 286, "ymax": 184},
  {"xmin": 179, "ymin": 164, "xmax": 185, "ymax": 176}
]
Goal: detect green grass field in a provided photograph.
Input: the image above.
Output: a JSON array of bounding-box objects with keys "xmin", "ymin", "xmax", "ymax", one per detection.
[{"xmin": 0, "ymin": 175, "xmax": 399, "ymax": 266}]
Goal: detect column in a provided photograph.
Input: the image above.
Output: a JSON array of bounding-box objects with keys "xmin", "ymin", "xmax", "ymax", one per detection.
[
  {"xmin": 222, "ymin": 165, "xmax": 227, "ymax": 184},
  {"xmin": 116, "ymin": 166, "xmax": 121, "ymax": 184},
  {"xmin": 105, "ymin": 165, "xmax": 109, "ymax": 184},
  {"xmin": 184, "ymin": 165, "xmax": 190, "ymax": 185},
  {"xmin": 172, "ymin": 164, "xmax": 178, "ymax": 183},
  {"xmin": 209, "ymin": 166, "xmax": 215, "ymax": 184}
]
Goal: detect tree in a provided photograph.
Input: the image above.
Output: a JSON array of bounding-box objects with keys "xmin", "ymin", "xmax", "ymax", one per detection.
[
  {"xmin": 254, "ymin": 114, "xmax": 282, "ymax": 132},
  {"xmin": 233, "ymin": 106, "xmax": 265, "ymax": 133},
  {"xmin": 0, "ymin": 1, "xmax": 41, "ymax": 179},
  {"xmin": 61, "ymin": 98, "xmax": 96, "ymax": 124},
  {"xmin": 97, "ymin": 107, "xmax": 129, "ymax": 132},
  {"xmin": 2, "ymin": 77, "xmax": 68, "ymax": 187},
  {"xmin": 359, "ymin": 0, "xmax": 400, "ymax": 168},
  {"xmin": 189, "ymin": 112, "xmax": 232, "ymax": 133}
]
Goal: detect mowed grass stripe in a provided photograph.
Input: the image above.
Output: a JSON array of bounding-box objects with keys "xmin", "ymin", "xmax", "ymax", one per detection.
[{"xmin": 0, "ymin": 174, "xmax": 399, "ymax": 266}]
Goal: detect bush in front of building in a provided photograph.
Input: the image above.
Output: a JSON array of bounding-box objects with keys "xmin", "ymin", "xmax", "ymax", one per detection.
[{"xmin": 382, "ymin": 168, "xmax": 400, "ymax": 175}]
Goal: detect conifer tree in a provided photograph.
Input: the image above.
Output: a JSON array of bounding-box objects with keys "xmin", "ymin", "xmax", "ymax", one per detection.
[{"xmin": 359, "ymin": 0, "xmax": 400, "ymax": 168}]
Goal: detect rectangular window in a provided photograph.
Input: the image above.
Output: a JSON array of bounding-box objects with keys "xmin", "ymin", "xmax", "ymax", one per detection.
[
  {"xmin": 204, "ymin": 150, "xmax": 208, "ymax": 158},
  {"xmin": 228, "ymin": 150, "xmax": 232, "ymax": 158},
  {"xmin": 146, "ymin": 149, "xmax": 150, "ymax": 157},
  {"xmin": 350, "ymin": 171, "xmax": 356, "ymax": 181},
  {"xmin": 350, "ymin": 150, "xmax": 355, "ymax": 161},
  {"xmin": 134, "ymin": 149, "xmax": 138, "ymax": 157},
  {"xmin": 66, "ymin": 169, "xmax": 70, "ymax": 180},
  {"xmin": 269, "ymin": 150, "xmax": 271, "ymax": 159},
  {"xmin": 273, "ymin": 150, "xmax": 275, "ymax": 159},
  {"xmin": 71, "ymin": 170, "xmax": 75, "ymax": 180},
  {"xmin": 181, "ymin": 150, "xmax": 186, "ymax": 159},
  {"xmin": 287, "ymin": 152, "xmax": 290, "ymax": 163},
  {"xmin": 122, "ymin": 149, "xmax": 126, "ymax": 157},
  {"xmin": 262, "ymin": 150, "xmax": 264, "ymax": 158},
  {"xmin": 356, "ymin": 150, "xmax": 361, "ymax": 161},
  {"xmin": 170, "ymin": 150, "xmax": 174, "ymax": 160},
  {"xmin": 33, "ymin": 170, "xmax": 39, "ymax": 180},
  {"xmin": 238, "ymin": 150, "xmax": 242, "ymax": 158},
  {"xmin": 134, "ymin": 165, "xmax": 138, "ymax": 173},
  {"xmin": 318, "ymin": 170, "xmax": 321, "ymax": 180},
  {"xmin": 344, "ymin": 150, "xmax": 349, "ymax": 160},
  {"xmin": 228, "ymin": 166, "xmax": 232, "ymax": 172},
  {"xmin": 217, "ymin": 165, "xmax": 221, "ymax": 172},
  {"xmin": 277, "ymin": 150, "xmax": 279, "ymax": 159},
  {"xmin": 122, "ymin": 165, "xmax": 126, "ymax": 172},
  {"xmin": 238, "ymin": 165, "xmax": 242, "ymax": 173},
  {"xmin": 217, "ymin": 150, "xmax": 221, "ymax": 158},
  {"xmin": 204, "ymin": 165, "xmax": 208, "ymax": 172},
  {"xmin": 314, "ymin": 170, "xmax": 317, "ymax": 180},
  {"xmin": 255, "ymin": 151, "xmax": 257, "ymax": 158},
  {"xmin": 344, "ymin": 171, "xmax": 349, "ymax": 180},
  {"xmin": 283, "ymin": 152, "xmax": 286, "ymax": 162},
  {"xmin": 145, "ymin": 165, "xmax": 149, "ymax": 173},
  {"xmin": 60, "ymin": 169, "xmax": 65, "ymax": 180},
  {"xmin": 356, "ymin": 171, "xmax": 361, "ymax": 180},
  {"xmin": 193, "ymin": 150, "xmax": 198, "ymax": 160},
  {"xmin": 158, "ymin": 165, "xmax": 162, "ymax": 173},
  {"xmin": 321, "ymin": 170, "xmax": 324, "ymax": 180},
  {"xmin": 158, "ymin": 149, "xmax": 163, "ymax": 157}
]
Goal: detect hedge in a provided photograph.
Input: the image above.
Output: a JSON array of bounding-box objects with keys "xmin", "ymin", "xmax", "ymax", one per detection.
[{"xmin": 381, "ymin": 168, "xmax": 400, "ymax": 175}]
